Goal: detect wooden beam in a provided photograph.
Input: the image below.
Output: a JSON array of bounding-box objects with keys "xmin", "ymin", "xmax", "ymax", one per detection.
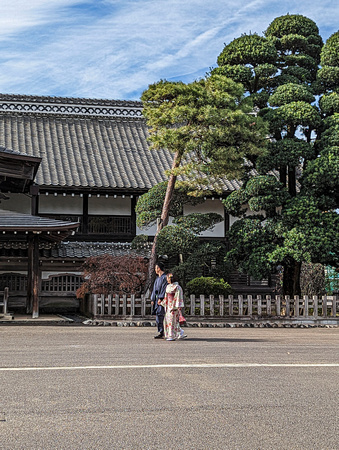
[{"xmin": 31, "ymin": 235, "xmax": 40, "ymax": 318}]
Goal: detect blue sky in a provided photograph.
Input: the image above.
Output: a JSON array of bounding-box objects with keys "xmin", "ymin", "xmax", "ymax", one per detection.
[{"xmin": 0, "ymin": 0, "xmax": 337, "ymax": 101}]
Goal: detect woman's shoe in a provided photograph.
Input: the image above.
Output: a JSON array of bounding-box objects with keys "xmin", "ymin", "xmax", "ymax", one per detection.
[{"xmin": 166, "ymin": 337, "xmax": 175, "ymax": 341}]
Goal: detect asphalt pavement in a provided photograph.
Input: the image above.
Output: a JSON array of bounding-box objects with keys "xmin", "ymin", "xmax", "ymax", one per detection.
[{"xmin": 0, "ymin": 326, "xmax": 338, "ymax": 449}]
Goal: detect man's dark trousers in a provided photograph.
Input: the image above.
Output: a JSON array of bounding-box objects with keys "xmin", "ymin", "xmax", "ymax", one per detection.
[{"xmin": 155, "ymin": 305, "xmax": 165, "ymax": 335}]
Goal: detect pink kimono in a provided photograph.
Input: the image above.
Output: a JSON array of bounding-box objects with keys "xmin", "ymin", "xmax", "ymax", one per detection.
[{"xmin": 161, "ymin": 282, "xmax": 184, "ymax": 340}]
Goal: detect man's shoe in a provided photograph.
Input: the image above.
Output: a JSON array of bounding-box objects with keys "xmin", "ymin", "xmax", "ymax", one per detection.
[{"xmin": 154, "ymin": 334, "xmax": 164, "ymax": 339}]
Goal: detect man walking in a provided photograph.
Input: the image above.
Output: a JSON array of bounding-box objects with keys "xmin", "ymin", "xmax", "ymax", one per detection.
[{"xmin": 150, "ymin": 262, "xmax": 167, "ymax": 339}]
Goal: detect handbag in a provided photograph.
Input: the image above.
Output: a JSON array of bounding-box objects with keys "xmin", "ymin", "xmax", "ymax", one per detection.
[{"xmin": 179, "ymin": 309, "xmax": 186, "ymax": 325}]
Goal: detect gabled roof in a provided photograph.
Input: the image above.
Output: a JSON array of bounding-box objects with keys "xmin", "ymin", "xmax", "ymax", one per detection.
[
  {"xmin": 0, "ymin": 93, "xmax": 241, "ymax": 193},
  {"xmin": 0, "ymin": 209, "xmax": 79, "ymax": 243}
]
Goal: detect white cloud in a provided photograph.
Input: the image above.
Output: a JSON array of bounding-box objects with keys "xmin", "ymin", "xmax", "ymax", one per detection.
[{"xmin": 0, "ymin": 0, "xmax": 337, "ymax": 100}]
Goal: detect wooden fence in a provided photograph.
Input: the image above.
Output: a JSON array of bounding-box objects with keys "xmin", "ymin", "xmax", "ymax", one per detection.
[{"xmin": 85, "ymin": 293, "xmax": 338, "ymax": 321}]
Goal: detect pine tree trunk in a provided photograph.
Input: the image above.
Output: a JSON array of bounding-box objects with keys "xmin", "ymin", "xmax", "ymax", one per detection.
[{"xmin": 144, "ymin": 152, "xmax": 181, "ymax": 294}]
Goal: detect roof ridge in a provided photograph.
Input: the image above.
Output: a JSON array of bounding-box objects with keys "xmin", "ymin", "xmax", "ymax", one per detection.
[{"xmin": 0, "ymin": 93, "xmax": 142, "ymax": 108}]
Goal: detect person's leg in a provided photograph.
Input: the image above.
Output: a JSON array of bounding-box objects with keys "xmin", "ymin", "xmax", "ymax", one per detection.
[
  {"xmin": 157, "ymin": 313, "xmax": 164, "ymax": 335},
  {"xmin": 154, "ymin": 313, "xmax": 164, "ymax": 338}
]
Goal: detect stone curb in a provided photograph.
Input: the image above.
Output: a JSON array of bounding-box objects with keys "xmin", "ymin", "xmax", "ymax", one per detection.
[{"xmin": 82, "ymin": 319, "xmax": 338, "ymax": 328}]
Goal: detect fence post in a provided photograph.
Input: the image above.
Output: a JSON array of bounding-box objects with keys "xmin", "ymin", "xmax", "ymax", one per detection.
[
  {"xmin": 322, "ymin": 296, "xmax": 327, "ymax": 317},
  {"xmin": 275, "ymin": 295, "xmax": 281, "ymax": 316},
  {"xmin": 303, "ymin": 296, "xmax": 309, "ymax": 317},
  {"xmin": 294, "ymin": 296, "xmax": 299, "ymax": 317},
  {"xmin": 219, "ymin": 295, "xmax": 224, "ymax": 317},
  {"xmin": 285, "ymin": 296, "xmax": 290, "ymax": 317},
  {"xmin": 266, "ymin": 295, "xmax": 272, "ymax": 316},
  {"xmin": 130, "ymin": 294, "xmax": 135, "ymax": 317},
  {"xmin": 210, "ymin": 295, "xmax": 215, "ymax": 317},
  {"xmin": 257, "ymin": 295, "xmax": 262, "ymax": 316},
  {"xmin": 313, "ymin": 296, "xmax": 318, "ymax": 319},
  {"xmin": 141, "ymin": 295, "xmax": 146, "ymax": 317},
  {"xmin": 115, "ymin": 294, "xmax": 119, "ymax": 316},
  {"xmin": 3, "ymin": 287, "xmax": 8, "ymax": 315},
  {"xmin": 107, "ymin": 294, "xmax": 112, "ymax": 316},
  {"xmin": 190, "ymin": 295, "xmax": 196, "ymax": 316},
  {"xmin": 238, "ymin": 295, "xmax": 243, "ymax": 316},
  {"xmin": 122, "ymin": 295, "xmax": 127, "ymax": 316},
  {"xmin": 248, "ymin": 295, "xmax": 252, "ymax": 316},
  {"xmin": 331, "ymin": 296, "xmax": 336, "ymax": 317},
  {"xmin": 92, "ymin": 294, "xmax": 98, "ymax": 317},
  {"xmin": 229, "ymin": 295, "xmax": 234, "ymax": 316},
  {"xmin": 200, "ymin": 295, "xmax": 205, "ymax": 316}
]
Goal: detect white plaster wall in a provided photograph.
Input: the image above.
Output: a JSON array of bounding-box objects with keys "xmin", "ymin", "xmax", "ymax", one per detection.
[
  {"xmin": 183, "ymin": 199, "xmax": 225, "ymax": 237},
  {"xmin": 88, "ymin": 196, "xmax": 131, "ymax": 215},
  {"xmin": 1, "ymin": 193, "xmax": 31, "ymax": 214},
  {"xmin": 136, "ymin": 217, "xmax": 174, "ymax": 236},
  {"xmin": 39, "ymin": 195, "xmax": 83, "ymax": 214}
]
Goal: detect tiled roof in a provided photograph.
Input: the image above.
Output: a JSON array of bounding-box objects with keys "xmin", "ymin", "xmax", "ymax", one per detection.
[
  {"xmin": 0, "ymin": 93, "xmax": 241, "ymax": 193},
  {"xmin": 0, "ymin": 209, "xmax": 79, "ymax": 231},
  {"xmin": 0, "ymin": 240, "xmax": 151, "ymax": 259},
  {"xmin": 42, "ymin": 241, "xmax": 152, "ymax": 259}
]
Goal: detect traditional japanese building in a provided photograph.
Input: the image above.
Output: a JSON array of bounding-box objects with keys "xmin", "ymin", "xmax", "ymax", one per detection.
[{"xmin": 0, "ymin": 94, "xmax": 274, "ymax": 314}]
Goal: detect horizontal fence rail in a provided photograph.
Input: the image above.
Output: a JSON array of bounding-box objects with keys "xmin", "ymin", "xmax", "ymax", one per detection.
[{"xmin": 88, "ymin": 294, "xmax": 339, "ymax": 320}]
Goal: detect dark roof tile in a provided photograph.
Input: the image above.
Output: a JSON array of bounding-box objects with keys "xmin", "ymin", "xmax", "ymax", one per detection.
[{"xmin": 0, "ymin": 94, "xmax": 240, "ymax": 192}]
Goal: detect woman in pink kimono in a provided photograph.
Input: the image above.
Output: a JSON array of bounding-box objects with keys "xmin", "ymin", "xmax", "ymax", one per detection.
[{"xmin": 159, "ymin": 273, "xmax": 187, "ymax": 341}]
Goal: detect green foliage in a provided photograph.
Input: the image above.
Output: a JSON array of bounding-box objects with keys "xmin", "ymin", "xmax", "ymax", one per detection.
[
  {"xmin": 303, "ymin": 113, "xmax": 339, "ymax": 205},
  {"xmin": 168, "ymin": 241, "xmax": 229, "ymax": 289},
  {"xmin": 317, "ymin": 31, "xmax": 339, "ymax": 92},
  {"xmin": 215, "ymin": 34, "xmax": 278, "ymax": 95},
  {"xmin": 131, "ymin": 234, "xmax": 149, "ymax": 249},
  {"xmin": 269, "ymin": 196, "xmax": 339, "ymax": 266},
  {"xmin": 135, "ymin": 181, "xmax": 202, "ymax": 229},
  {"xmin": 246, "ymin": 176, "xmax": 289, "ymax": 215},
  {"xmin": 319, "ymin": 93, "xmax": 339, "ymax": 116},
  {"xmin": 186, "ymin": 277, "xmax": 233, "ymax": 297},
  {"xmin": 142, "ymin": 74, "xmax": 267, "ymax": 195},
  {"xmin": 320, "ymin": 31, "xmax": 339, "ymax": 67},
  {"xmin": 214, "ymin": 14, "xmax": 338, "ymax": 295},
  {"xmin": 173, "ymin": 213, "xmax": 223, "ymax": 234},
  {"xmin": 257, "ymin": 139, "xmax": 314, "ymax": 173},
  {"xmin": 273, "ymin": 101, "xmax": 321, "ymax": 129},
  {"xmin": 156, "ymin": 225, "xmax": 198, "ymax": 257},
  {"xmin": 269, "ymin": 83, "xmax": 314, "ymax": 106},
  {"xmin": 221, "ymin": 189, "xmax": 249, "ymax": 218},
  {"xmin": 223, "ymin": 176, "xmax": 289, "ymax": 218},
  {"xmin": 217, "ymin": 34, "xmax": 277, "ymax": 66},
  {"xmin": 317, "ymin": 67, "xmax": 339, "ymax": 92},
  {"xmin": 225, "ymin": 216, "xmax": 279, "ymax": 279},
  {"xmin": 265, "ymin": 14, "xmax": 321, "ymax": 42}
]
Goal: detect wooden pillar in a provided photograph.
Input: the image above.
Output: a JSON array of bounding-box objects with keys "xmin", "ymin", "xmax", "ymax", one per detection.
[
  {"xmin": 30, "ymin": 185, "xmax": 40, "ymax": 216},
  {"xmin": 82, "ymin": 193, "xmax": 89, "ymax": 234},
  {"xmin": 131, "ymin": 195, "xmax": 137, "ymax": 237},
  {"xmin": 28, "ymin": 234, "xmax": 41, "ymax": 318},
  {"xmin": 26, "ymin": 235, "xmax": 34, "ymax": 314}
]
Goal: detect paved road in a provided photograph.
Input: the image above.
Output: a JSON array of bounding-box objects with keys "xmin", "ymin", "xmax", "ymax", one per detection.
[{"xmin": 0, "ymin": 326, "xmax": 338, "ymax": 449}]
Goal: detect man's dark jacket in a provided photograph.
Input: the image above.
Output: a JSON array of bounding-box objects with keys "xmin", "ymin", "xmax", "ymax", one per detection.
[{"xmin": 150, "ymin": 273, "xmax": 167, "ymax": 315}]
